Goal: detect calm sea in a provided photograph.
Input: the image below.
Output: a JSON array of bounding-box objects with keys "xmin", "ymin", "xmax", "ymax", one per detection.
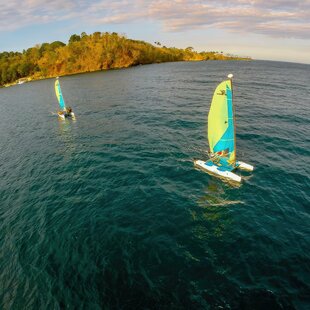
[{"xmin": 0, "ymin": 61, "xmax": 309, "ymax": 309}]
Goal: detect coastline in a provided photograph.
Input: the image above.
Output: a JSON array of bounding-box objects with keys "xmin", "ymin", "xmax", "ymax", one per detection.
[{"xmin": 2, "ymin": 58, "xmax": 251, "ymax": 88}]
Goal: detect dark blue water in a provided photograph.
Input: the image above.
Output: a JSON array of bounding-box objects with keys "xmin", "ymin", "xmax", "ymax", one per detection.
[{"xmin": 0, "ymin": 61, "xmax": 309, "ymax": 309}]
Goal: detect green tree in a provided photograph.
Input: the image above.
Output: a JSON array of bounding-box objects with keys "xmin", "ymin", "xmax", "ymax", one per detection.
[{"xmin": 69, "ymin": 34, "xmax": 81, "ymax": 44}]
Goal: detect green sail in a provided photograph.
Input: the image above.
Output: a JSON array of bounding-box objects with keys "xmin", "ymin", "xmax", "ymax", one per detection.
[{"xmin": 207, "ymin": 79, "xmax": 236, "ymax": 168}]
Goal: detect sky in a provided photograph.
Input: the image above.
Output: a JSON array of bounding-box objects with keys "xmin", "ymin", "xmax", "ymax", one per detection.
[{"xmin": 0, "ymin": 0, "xmax": 309, "ymax": 64}]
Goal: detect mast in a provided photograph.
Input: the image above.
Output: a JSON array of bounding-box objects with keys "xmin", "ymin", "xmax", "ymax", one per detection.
[{"xmin": 227, "ymin": 73, "xmax": 236, "ymax": 166}]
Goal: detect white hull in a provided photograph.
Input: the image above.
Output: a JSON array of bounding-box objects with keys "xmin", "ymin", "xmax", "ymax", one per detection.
[
  {"xmin": 194, "ymin": 160, "xmax": 241, "ymax": 182},
  {"xmin": 58, "ymin": 112, "xmax": 76, "ymax": 120},
  {"xmin": 194, "ymin": 159, "xmax": 254, "ymax": 182},
  {"xmin": 236, "ymin": 161, "xmax": 254, "ymax": 171}
]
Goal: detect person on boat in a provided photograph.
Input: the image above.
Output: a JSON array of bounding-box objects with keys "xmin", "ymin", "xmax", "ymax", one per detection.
[{"xmin": 66, "ymin": 107, "xmax": 73, "ymax": 116}]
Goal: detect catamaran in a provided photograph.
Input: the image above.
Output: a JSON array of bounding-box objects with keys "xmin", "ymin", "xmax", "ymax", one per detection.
[
  {"xmin": 55, "ymin": 77, "xmax": 75, "ymax": 120},
  {"xmin": 194, "ymin": 74, "xmax": 253, "ymax": 182}
]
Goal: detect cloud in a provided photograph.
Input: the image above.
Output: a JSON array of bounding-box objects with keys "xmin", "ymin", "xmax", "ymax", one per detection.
[
  {"xmin": 0, "ymin": 0, "xmax": 79, "ymax": 31},
  {"xmin": 144, "ymin": 0, "xmax": 310, "ymax": 39},
  {"xmin": 0, "ymin": 0, "xmax": 309, "ymax": 40}
]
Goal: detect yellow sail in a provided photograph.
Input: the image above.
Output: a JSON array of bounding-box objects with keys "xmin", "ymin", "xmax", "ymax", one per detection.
[{"xmin": 207, "ymin": 79, "xmax": 236, "ymax": 167}]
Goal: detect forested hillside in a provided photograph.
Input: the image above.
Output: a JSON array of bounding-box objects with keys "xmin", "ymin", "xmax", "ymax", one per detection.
[{"xmin": 0, "ymin": 32, "xmax": 250, "ymax": 86}]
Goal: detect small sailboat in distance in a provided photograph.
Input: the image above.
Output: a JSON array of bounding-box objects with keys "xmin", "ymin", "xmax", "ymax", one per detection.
[
  {"xmin": 194, "ymin": 74, "xmax": 253, "ymax": 183},
  {"xmin": 55, "ymin": 77, "xmax": 75, "ymax": 120}
]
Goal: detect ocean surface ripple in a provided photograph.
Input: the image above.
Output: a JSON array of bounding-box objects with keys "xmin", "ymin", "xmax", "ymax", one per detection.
[{"xmin": 0, "ymin": 61, "xmax": 309, "ymax": 309}]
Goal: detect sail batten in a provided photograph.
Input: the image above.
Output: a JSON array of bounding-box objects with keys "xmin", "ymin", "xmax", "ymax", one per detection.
[
  {"xmin": 55, "ymin": 78, "xmax": 66, "ymax": 111},
  {"xmin": 207, "ymin": 78, "xmax": 236, "ymax": 169}
]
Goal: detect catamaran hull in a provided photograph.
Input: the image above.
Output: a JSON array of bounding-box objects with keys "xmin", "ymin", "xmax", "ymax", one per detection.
[
  {"xmin": 58, "ymin": 112, "xmax": 76, "ymax": 120},
  {"xmin": 236, "ymin": 161, "xmax": 254, "ymax": 171},
  {"xmin": 58, "ymin": 114, "xmax": 65, "ymax": 120},
  {"xmin": 194, "ymin": 159, "xmax": 241, "ymax": 182}
]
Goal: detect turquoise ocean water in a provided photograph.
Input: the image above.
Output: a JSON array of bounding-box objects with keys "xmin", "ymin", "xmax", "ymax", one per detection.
[{"xmin": 0, "ymin": 61, "xmax": 309, "ymax": 309}]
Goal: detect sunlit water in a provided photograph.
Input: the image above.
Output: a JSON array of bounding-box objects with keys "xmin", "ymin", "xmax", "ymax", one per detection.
[{"xmin": 0, "ymin": 61, "xmax": 309, "ymax": 309}]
